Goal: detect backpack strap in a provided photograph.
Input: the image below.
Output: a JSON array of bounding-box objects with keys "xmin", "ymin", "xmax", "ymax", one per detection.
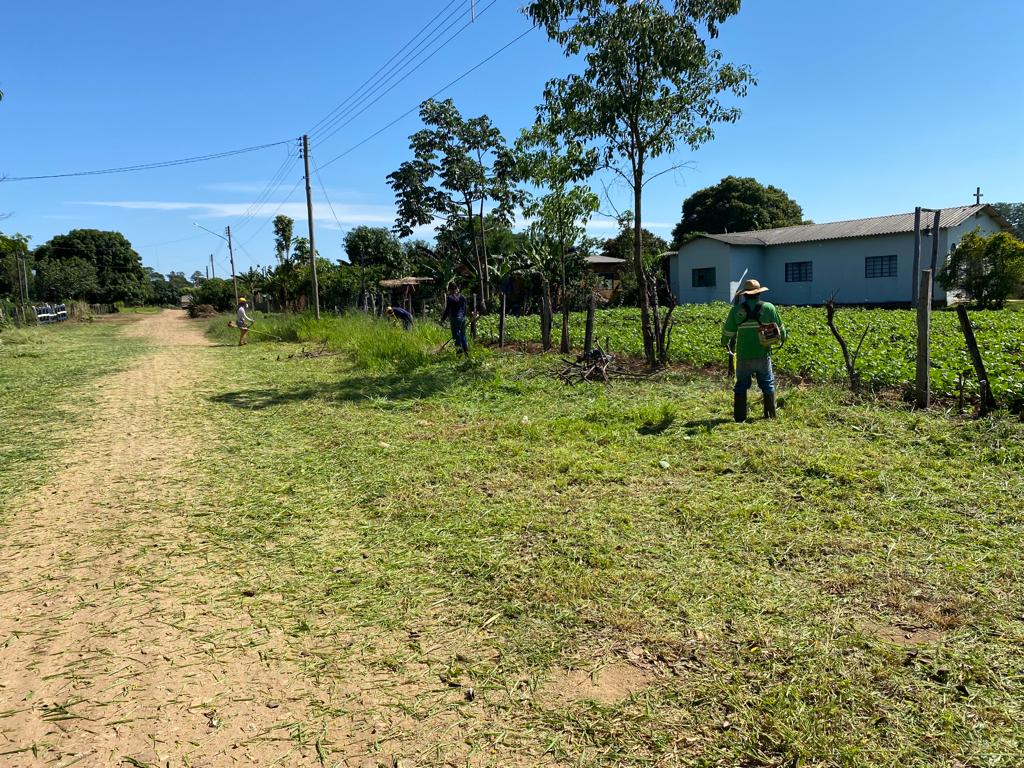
[{"xmin": 741, "ymin": 301, "xmax": 764, "ymax": 323}]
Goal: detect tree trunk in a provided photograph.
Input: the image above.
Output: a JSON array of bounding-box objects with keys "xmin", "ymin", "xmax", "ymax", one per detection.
[
  {"xmin": 498, "ymin": 291, "xmax": 506, "ymax": 348},
  {"xmin": 478, "ymin": 196, "xmax": 490, "ymax": 310},
  {"xmin": 467, "ymin": 202, "xmax": 486, "ymax": 313},
  {"xmin": 584, "ymin": 292, "xmax": 595, "ymax": 354},
  {"xmin": 560, "ymin": 301, "xmax": 571, "ymax": 354},
  {"xmin": 633, "ymin": 169, "xmax": 656, "ymax": 368},
  {"xmin": 541, "ymin": 282, "xmax": 552, "ymax": 351}
]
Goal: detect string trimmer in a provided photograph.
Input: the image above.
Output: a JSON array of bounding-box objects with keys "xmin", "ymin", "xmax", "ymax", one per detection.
[{"xmin": 227, "ymin": 320, "xmax": 284, "ymax": 341}]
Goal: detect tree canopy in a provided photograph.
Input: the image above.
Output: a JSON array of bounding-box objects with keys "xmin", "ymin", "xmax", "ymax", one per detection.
[
  {"xmin": 343, "ymin": 226, "xmax": 405, "ymax": 274},
  {"xmin": 524, "ymin": 0, "xmax": 753, "ymax": 366},
  {"xmin": 672, "ymin": 176, "xmax": 805, "ymax": 246},
  {"xmin": 938, "ymin": 228, "xmax": 1024, "ymax": 309},
  {"xmin": 991, "ymin": 202, "xmax": 1024, "ymax": 241},
  {"xmin": 33, "ymin": 229, "xmax": 146, "ymax": 304}
]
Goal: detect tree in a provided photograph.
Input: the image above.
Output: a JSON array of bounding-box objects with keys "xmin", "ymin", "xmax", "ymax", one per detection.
[
  {"xmin": 991, "ymin": 202, "xmax": 1024, "ymax": 241},
  {"xmin": 272, "ymin": 215, "xmax": 296, "ymax": 310},
  {"xmin": 524, "ymin": 0, "xmax": 753, "ymax": 367},
  {"xmin": 0, "ymin": 232, "xmax": 32, "ymax": 300},
  {"xmin": 601, "ymin": 224, "xmax": 670, "ymax": 306},
  {"xmin": 672, "ymin": 176, "xmax": 804, "ymax": 246},
  {"xmin": 938, "ymin": 228, "xmax": 1024, "ymax": 309},
  {"xmin": 344, "ymin": 226, "xmax": 406, "ymax": 307},
  {"xmin": 517, "ymin": 126, "xmax": 600, "ymax": 352},
  {"xmin": 387, "ymin": 98, "xmax": 523, "ymax": 311},
  {"xmin": 33, "ymin": 229, "xmax": 146, "ymax": 304}
]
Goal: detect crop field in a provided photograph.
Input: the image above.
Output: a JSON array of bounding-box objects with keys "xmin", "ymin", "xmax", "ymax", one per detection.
[
  {"xmin": 3, "ymin": 310, "xmax": 1023, "ymax": 767},
  {"xmin": 477, "ymin": 305, "xmax": 1024, "ymax": 408}
]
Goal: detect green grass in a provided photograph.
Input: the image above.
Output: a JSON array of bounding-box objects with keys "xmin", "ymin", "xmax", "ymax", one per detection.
[
  {"xmin": 181, "ymin": 314, "xmax": 1024, "ymax": 766},
  {"xmin": 0, "ymin": 319, "xmax": 148, "ymax": 504},
  {"xmin": 478, "ymin": 305, "xmax": 1024, "ymax": 408}
]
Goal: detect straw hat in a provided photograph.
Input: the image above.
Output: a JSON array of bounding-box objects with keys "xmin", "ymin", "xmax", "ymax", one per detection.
[
  {"xmin": 736, "ymin": 279, "xmax": 769, "ymax": 297},
  {"xmin": 239, "ymin": 297, "xmax": 248, "ymax": 303}
]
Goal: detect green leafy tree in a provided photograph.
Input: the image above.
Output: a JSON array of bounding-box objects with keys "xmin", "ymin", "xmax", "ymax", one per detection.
[
  {"xmin": 0, "ymin": 232, "xmax": 32, "ymax": 299},
  {"xmin": 601, "ymin": 224, "xmax": 670, "ymax": 306},
  {"xmin": 991, "ymin": 202, "xmax": 1024, "ymax": 241},
  {"xmin": 387, "ymin": 98, "xmax": 523, "ymax": 311},
  {"xmin": 272, "ymin": 215, "xmax": 296, "ymax": 310},
  {"xmin": 189, "ymin": 277, "xmax": 235, "ymax": 310},
  {"xmin": 33, "ymin": 229, "xmax": 146, "ymax": 304},
  {"xmin": 524, "ymin": 0, "xmax": 753, "ymax": 366},
  {"xmin": 938, "ymin": 229, "xmax": 1024, "ymax": 308},
  {"xmin": 517, "ymin": 125, "xmax": 600, "ymax": 351},
  {"xmin": 344, "ymin": 226, "xmax": 407, "ymax": 307},
  {"xmin": 672, "ymin": 176, "xmax": 805, "ymax": 246}
]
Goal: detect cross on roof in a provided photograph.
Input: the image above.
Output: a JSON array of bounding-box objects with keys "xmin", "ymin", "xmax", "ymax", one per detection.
[{"xmin": 975, "ymin": 186, "xmax": 984, "ymax": 205}]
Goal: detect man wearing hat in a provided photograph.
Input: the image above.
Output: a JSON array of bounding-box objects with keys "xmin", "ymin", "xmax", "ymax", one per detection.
[
  {"xmin": 721, "ymin": 279, "xmax": 787, "ymax": 422},
  {"xmin": 236, "ymin": 297, "xmax": 254, "ymax": 346}
]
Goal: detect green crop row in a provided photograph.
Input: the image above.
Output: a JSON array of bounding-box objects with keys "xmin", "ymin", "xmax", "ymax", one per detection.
[{"xmin": 478, "ymin": 304, "xmax": 1024, "ymax": 407}]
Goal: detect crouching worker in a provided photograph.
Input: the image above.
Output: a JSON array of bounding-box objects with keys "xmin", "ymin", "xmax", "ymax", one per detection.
[
  {"xmin": 721, "ymin": 279, "xmax": 787, "ymax": 422},
  {"xmin": 236, "ymin": 297, "xmax": 254, "ymax": 346},
  {"xmin": 440, "ymin": 282, "xmax": 469, "ymax": 355},
  {"xmin": 385, "ymin": 305, "xmax": 414, "ymax": 331}
]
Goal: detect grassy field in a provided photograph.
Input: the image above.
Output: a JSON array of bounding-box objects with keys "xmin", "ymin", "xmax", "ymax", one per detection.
[
  {"xmin": 0, "ymin": 318, "xmax": 147, "ymax": 504},
  {"xmin": 477, "ymin": 305, "xmax": 1024, "ymax": 409},
  {"xmin": 195, "ymin": 313, "xmax": 1024, "ymax": 766}
]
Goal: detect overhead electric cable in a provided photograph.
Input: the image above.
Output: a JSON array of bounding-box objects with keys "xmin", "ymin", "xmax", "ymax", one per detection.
[
  {"xmin": 318, "ymin": 24, "xmax": 536, "ymax": 172},
  {"xmin": 313, "ymin": 163, "xmax": 346, "ymax": 236},
  {"xmin": 307, "ymin": 0, "xmax": 463, "ymax": 138},
  {"xmin": 239, "ymin": 177, "xmax": 305, "ymax": 249},
  {"xmin": 1, "ymin": 140, "xmax": 291, "ymax": 182},
  {"xmin": 312, "ymin": 0, "xmax": 500, "ymax": 148}
]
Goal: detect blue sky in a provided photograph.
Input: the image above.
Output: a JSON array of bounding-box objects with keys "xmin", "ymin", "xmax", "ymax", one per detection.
[{"xmin": 1, "ymin": 0, "xmax": 1022, "ymax": 279}]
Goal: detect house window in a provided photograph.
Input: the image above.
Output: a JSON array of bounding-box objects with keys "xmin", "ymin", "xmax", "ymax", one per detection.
[
  {"xmin": 785, "ymin": 261, "xmax": 813, "ymax": 282},
  {"xmin": 597, "ymin": 272, "xmax": 615, "ymax": 290},
  {"xmin": 865, "ymin": 254, "xmax": 897, "ymax": 278},
  {"xmin": 692, "ymin": 267, "xmax": 716, "ymax": 287}
]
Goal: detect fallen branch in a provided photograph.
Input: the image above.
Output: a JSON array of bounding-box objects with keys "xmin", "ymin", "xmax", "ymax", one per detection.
[{"xmin": 825, "ymin": 293, "xmax": 871, "ymax": 392}]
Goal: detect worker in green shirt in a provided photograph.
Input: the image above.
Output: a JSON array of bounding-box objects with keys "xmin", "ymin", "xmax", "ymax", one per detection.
[{"xmin": 721, "ymin": 279, "xmax": 787, "ymax": 422}]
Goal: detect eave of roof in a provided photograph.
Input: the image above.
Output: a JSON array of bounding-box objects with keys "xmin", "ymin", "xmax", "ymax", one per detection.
[{"xmin": 679, "ymin": 204, "xmax": 1009, "ymax": 249}]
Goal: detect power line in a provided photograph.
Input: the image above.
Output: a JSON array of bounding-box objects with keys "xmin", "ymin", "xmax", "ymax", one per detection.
[
  {"xmin": 309, "ymin": 0, "xmax": 493, "ymax": 145},
  {"xmin": 0, "ymin": 140, "xmax": 292, "ymax": 182},
  {"xmin": 318, "ymin": 24, "xmax": 536, "ymax": 172},
  {"xmin": 307, "ymin": 0, "xmax": 463, "ymax": 138},
  {"xmin": 313, "ymin": 163, "xmax": 346, "ymax": 239},
  {"xmin": 239, "ymin": 177, "xmax": 304, "ymax": 249}
]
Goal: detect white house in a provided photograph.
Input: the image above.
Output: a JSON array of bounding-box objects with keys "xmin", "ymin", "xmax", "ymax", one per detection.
[{"xmin": 668, "ymin": 204, "xmax": 1011, "ymax": 305}]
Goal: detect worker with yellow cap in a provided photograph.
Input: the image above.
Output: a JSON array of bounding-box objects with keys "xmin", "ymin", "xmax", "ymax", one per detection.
[
  {"xmin": 236, "ymin": 297, "xmax": 254, "ymax": 346},
  {"xmin": 721, "ymin": 279, "xmax": 787, "ymax": 422}
]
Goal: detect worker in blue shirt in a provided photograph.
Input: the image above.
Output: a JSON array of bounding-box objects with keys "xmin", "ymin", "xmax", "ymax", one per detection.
[{"xmin": 439, "ymin": 282, "xmax": 469, "ymax": 355}]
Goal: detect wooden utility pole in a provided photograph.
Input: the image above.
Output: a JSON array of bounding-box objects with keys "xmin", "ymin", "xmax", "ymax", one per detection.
[
  {"xmin": 301, "ymin": 134, "xmax": 321, "ymax": 320},
  {"xmin": 956, "ymin": 305, "xmax": 997, "ymax": 413},
  {"xmin": 911, "ymin": 207, "xmax": 922, "ymax": 305},
  {"xmin": 225, "ymin": 226, "xmax": 239, "ymax": 306},
  {"xmin": 928, "ymin": 209, "xmax": 942, "ymax": 275},
  {"xmin": 916, "ymin": 269, "xmax": 933, "ymax": 409},
  {"xmin": 209, "ymin": 254, "xmax": 215, "ymax": 279}
]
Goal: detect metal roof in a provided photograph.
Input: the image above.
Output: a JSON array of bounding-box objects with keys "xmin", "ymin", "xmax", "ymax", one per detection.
[
  {"xmin": 698, "ymin": 204, "xmax": 1010, "ymax": 247},
  {"xmin": 587, "ymin": 254, "xmax": 627, "ymax": 264}
]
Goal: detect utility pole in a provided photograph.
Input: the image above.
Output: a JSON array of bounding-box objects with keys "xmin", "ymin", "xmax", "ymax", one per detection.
[
  {"xmin": 210, "ymin": 254, "xmax": 215, "ymax": 279},
  {"xmin": 205, "ymin": 265, "xmax": 209, "ymax": 281},
  {"xmin": 225, "ymin": 225, "xmax": 239, "ymax": 305},
  {"xmin": 301, "ymin": 134, "xmax": 321, "ymax": 319}
]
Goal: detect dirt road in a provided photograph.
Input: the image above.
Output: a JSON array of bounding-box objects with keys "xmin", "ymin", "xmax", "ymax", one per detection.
[{"xmin": 0, "ymin": 312, "xmax": 338, "ymax": 766}]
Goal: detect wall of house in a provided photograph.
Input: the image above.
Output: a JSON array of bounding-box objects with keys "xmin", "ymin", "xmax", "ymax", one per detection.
[{"xmin": 670, "ymin": 240, "xmax": 764, "ymax": 304}]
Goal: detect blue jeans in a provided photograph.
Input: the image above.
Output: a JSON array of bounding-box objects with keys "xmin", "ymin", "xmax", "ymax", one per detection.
[
  {"xmin": 450, "ymin": 317, "xmax": 468, "ymax": 353},
  {"xmin": 734, "ymin": 356, "xmax": 775, "ymax": 395}
]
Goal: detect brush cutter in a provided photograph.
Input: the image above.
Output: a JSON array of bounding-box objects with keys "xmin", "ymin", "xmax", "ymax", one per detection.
[{"xmin": 227, "ymin": 320, "xmax": 283, "ymax": 341}]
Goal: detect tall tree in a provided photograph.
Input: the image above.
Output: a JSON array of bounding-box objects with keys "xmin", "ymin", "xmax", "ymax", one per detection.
[
  {"xmin": 272, "ymin": 215, "xmax": 295, "ymax": 310},
  {"xmin": 0, "ymin": 232, "xmax": 31, "ymax": 299},
  {"xmin": 387, "ymin": 98, "xmax": 523, "ymax": 311},
  {"xmin": 33, "ymin": 229, "xmax": 146, "ymax": 304},
  {"xmin": 672, "ymin": 176, "xmax": 804, "ymax": 245},
  {"xmin": 524, "ymin": 0, "xmax": 753, "ymax": 366},
  {"xmin": 517, "ymin": 126, "xmax": 600, "ymax": 352},
  {"xmin": 991, "ymin": 202, "xmax": 1024, "ymax": 241}
]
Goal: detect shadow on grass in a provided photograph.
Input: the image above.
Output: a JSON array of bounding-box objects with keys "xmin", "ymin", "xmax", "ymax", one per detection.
[
  {"xmin": 637, "ymin": 414, "xmax": 676, "ymax": 435},
  {"xmin": 210, "ymin": 362, "xmax": 490, "ymax": 410},
  {"xmin": 681, "ymin": 418, "xmax": 732, "ymax": 432}
]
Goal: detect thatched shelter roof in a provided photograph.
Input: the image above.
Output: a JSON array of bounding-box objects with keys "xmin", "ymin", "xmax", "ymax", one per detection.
[{"xmin": 378, "ymin": 277, "xmax": 434, "ymax": 288}]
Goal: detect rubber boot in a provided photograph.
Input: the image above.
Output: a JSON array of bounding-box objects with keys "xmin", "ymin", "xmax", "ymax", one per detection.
[
  {"xmin": 763, "ymin": 392, "xmax": 777, "ymax": 419},
  {"xmin": 733, "ymin": 391, "xmax": 747, "ymax": 423}
]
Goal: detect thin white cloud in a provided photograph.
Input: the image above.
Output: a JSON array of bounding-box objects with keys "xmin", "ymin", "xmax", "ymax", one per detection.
[{"xmin": 74, "ymin": 199, "xmax": 395, "ymax": 228}]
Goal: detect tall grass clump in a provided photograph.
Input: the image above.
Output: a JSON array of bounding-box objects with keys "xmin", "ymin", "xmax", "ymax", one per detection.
[{"xmin": 205, "ymin": 311, "xmax": 460, "ymax": 371}]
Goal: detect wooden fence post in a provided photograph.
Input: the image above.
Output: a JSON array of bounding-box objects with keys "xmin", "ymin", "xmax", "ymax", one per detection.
[
  {"xmin": 470, "ymin": 293, "xmax": 478, "ymax": 341},
  {"xmin": 584, "ymin": 292, "xmax": 596, "ymax": 355},
  {"xmin": 956, "ymin": 304, "xmax": 997, "ymax": 414},
  {"xmin": 498, "ymin": 291, "xmax": 506, "ymax": 348},
  {"xmin": 915, "ymin": 269, "xmax": 932, "ymax": 409}
]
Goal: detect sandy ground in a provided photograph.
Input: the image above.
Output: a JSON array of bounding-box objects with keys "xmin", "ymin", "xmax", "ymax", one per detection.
[{"xmin": 0, "ymin": 312, "xmax": 356, "ymax": 767}]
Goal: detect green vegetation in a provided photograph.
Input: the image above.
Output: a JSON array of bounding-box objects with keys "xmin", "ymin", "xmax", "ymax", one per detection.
[
  {"xmin": 0, "ymin": 319, "xmax": 147, "ymax": 503},
  {"xmin": 188, "ymin": 313, "xmax": 1024, "ymax": 766},
  {"xmin": 479, "ymin": 305, "xmax": 1024, "ymax": 408}
]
